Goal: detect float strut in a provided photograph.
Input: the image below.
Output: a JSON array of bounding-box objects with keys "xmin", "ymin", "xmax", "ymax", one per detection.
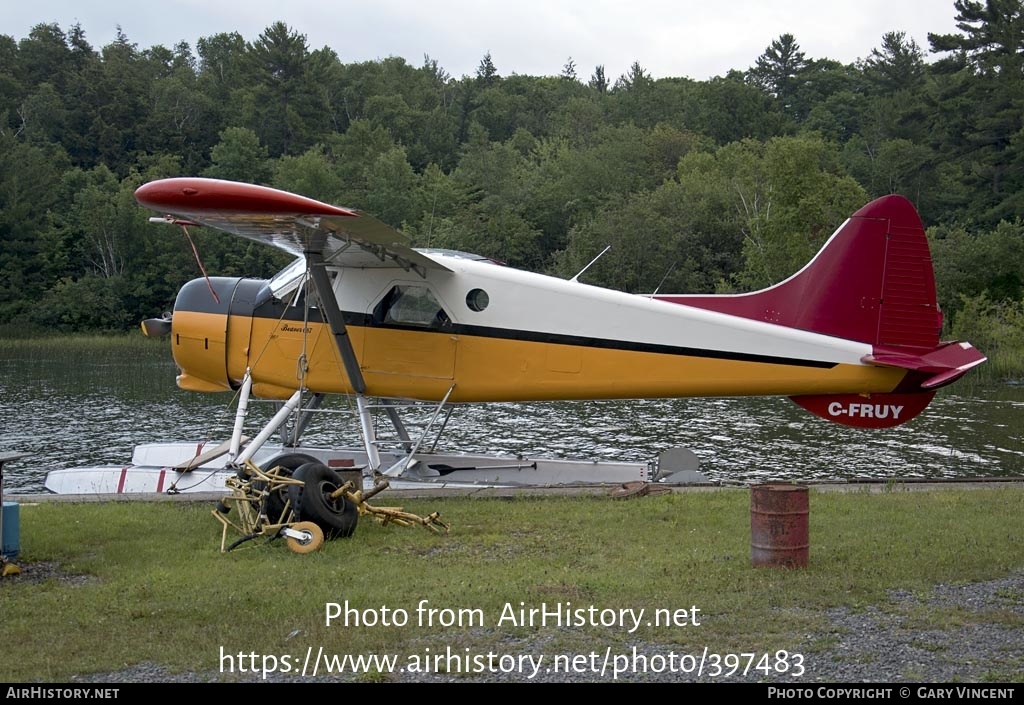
[
  {"xmin": 228, "ymin": 370, "xmax": 253, "ymax": 461},
  {"xmin": 235, "ymin": 390, "xmax": 303, "ymax": 466}
]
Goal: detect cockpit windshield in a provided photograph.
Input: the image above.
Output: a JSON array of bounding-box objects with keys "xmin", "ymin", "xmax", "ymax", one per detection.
[{"xmin": 267, "ymin": 256, "xmax": 307, "ymax": 300}]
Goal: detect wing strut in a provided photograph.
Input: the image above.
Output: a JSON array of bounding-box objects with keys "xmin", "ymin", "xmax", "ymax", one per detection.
[
  {"xmin": 305, "ymin": 249, "xmax": 382, "ymax": 474},
  {"xmin": 307, "ymin": 251, "xmax": 366, "ymax": 394}
]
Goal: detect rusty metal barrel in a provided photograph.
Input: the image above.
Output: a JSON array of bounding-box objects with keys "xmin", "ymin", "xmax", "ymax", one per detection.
[{"xmin": 750, "ymin": 483, "xmax": 809, "ymax": 568}]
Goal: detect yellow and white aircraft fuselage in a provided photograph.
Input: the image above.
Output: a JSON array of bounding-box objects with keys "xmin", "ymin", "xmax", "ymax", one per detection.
[
  {"xmin": 172, "ymin": 257, "xmax": 896, "ymax": 403},
  {"xmin": 137, "ymin": 177, "xmax": 986, "ymax": 431}
]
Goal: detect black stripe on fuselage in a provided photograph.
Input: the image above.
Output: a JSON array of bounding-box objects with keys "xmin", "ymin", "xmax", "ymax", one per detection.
[
  {"xmin": 451, "ymin": 321, "xmax": 837, "ymax": 369},
  {"xmin": 230, "ymin": 296, "xmax": 838, "ymax": 370}
]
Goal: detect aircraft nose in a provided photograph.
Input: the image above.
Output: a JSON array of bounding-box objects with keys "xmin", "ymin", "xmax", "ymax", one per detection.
[{"xmin": 141, "ymin": 312, "xmax": 173, "ymax": 338}]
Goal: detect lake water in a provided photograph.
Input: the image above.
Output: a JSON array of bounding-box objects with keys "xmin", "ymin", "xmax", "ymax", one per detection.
[{"xmin": 1, "ymin": 339, "xmax": 1022, "ymax": 494}]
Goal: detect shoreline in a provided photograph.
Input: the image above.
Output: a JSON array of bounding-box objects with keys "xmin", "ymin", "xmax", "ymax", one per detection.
[{"xmin": 8, "ymin": 476, "xmax": 1024, "ymax": 505}]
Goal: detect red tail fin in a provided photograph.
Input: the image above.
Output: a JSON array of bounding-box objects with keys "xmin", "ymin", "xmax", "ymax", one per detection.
[
  {"xmin": 656, "ymin": 195, "xmax": 941, "ymax": 347},
  {"xmin": 655, "ymin": 195, "xmax": 986, "ymax": 428}
]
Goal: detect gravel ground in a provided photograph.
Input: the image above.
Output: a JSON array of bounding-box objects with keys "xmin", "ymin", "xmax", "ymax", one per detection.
[{"xmin": 37, "ymin": 568, "xmax": 1019, "ymax": 684}]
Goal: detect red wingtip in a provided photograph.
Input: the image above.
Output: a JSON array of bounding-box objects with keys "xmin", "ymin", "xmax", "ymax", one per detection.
[{"xmin": 135, "ymin": 177, "xmax": 357, "ymax": 218}]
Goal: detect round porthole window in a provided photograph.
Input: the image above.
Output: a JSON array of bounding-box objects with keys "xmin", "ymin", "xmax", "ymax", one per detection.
[{"xmin": 466, "ymin": 288, "xmax": 489, "ymax": 312}]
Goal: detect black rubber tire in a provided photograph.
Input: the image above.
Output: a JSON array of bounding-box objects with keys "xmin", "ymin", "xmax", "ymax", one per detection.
[
  {"xmin": 288, "ymin": 461, "xmax": 359, "ymax": 539},
  {"xmin": 254, "ymin": 452, "xmax": 319, "ymax": 522}
]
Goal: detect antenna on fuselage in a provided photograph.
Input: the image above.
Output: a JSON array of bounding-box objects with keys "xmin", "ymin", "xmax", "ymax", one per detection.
[
  {"xmin": 649, "ymin": 262, "xmax": 678, "ymax": 298},
  {"xmin": 570, "ymin": 245, "xmax": 611, "ymax": 283}
]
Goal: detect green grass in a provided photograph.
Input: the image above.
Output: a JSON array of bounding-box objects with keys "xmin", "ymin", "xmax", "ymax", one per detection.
[
  {"xmin": 2, "ymin": 487, "xmax": 1023, "ymax": 682},
  {"xmin": 0, "ymin": 332, "xmax": 163, "ymax": 355}
]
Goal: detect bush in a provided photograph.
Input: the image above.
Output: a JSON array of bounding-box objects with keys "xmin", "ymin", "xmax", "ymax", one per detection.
[{"xmin": 950, "ymin": 293, "xmax": 1024, "ymax": 381}]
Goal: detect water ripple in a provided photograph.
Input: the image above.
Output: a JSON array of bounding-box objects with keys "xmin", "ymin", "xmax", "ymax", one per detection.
[{"xmin": 0, "ymin": 347, "xmax": 1021, "ymax": 493}]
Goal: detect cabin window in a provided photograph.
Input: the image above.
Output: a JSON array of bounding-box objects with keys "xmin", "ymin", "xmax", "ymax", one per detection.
[
  {"xmin": 466, "ymin": 288, "xmax": 489, "ymax": 312},
  {"xmin": 373, "ymin": 285, "xmax": 451, "ymax": 329}
]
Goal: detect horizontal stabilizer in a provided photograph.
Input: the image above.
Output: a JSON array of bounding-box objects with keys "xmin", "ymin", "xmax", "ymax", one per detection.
[{"xmin": 863, "ymin": 341, "xmax": 988, "ymax": 390}]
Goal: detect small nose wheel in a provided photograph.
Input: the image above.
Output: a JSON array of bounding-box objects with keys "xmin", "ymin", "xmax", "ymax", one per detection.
[{"xmin": 282, "ymin": 521, "xmax": 324, "ymax": 554}]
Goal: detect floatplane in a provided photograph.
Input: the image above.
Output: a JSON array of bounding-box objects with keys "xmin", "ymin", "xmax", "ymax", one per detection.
[{"xmin": 44, "ymin": 178, "xmax": 986, "ymax": 550}]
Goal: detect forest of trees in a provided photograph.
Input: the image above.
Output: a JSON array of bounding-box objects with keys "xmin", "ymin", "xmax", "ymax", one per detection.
[{"xmin": 1, "ymin": 1, "xmax": 1022, "ymax": 374}]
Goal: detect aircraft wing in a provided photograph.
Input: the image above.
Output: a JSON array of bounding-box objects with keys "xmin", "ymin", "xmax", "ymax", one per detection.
[{"xmin": 134, "ymin": 177, "xmax": 450, "ymax": 275}]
